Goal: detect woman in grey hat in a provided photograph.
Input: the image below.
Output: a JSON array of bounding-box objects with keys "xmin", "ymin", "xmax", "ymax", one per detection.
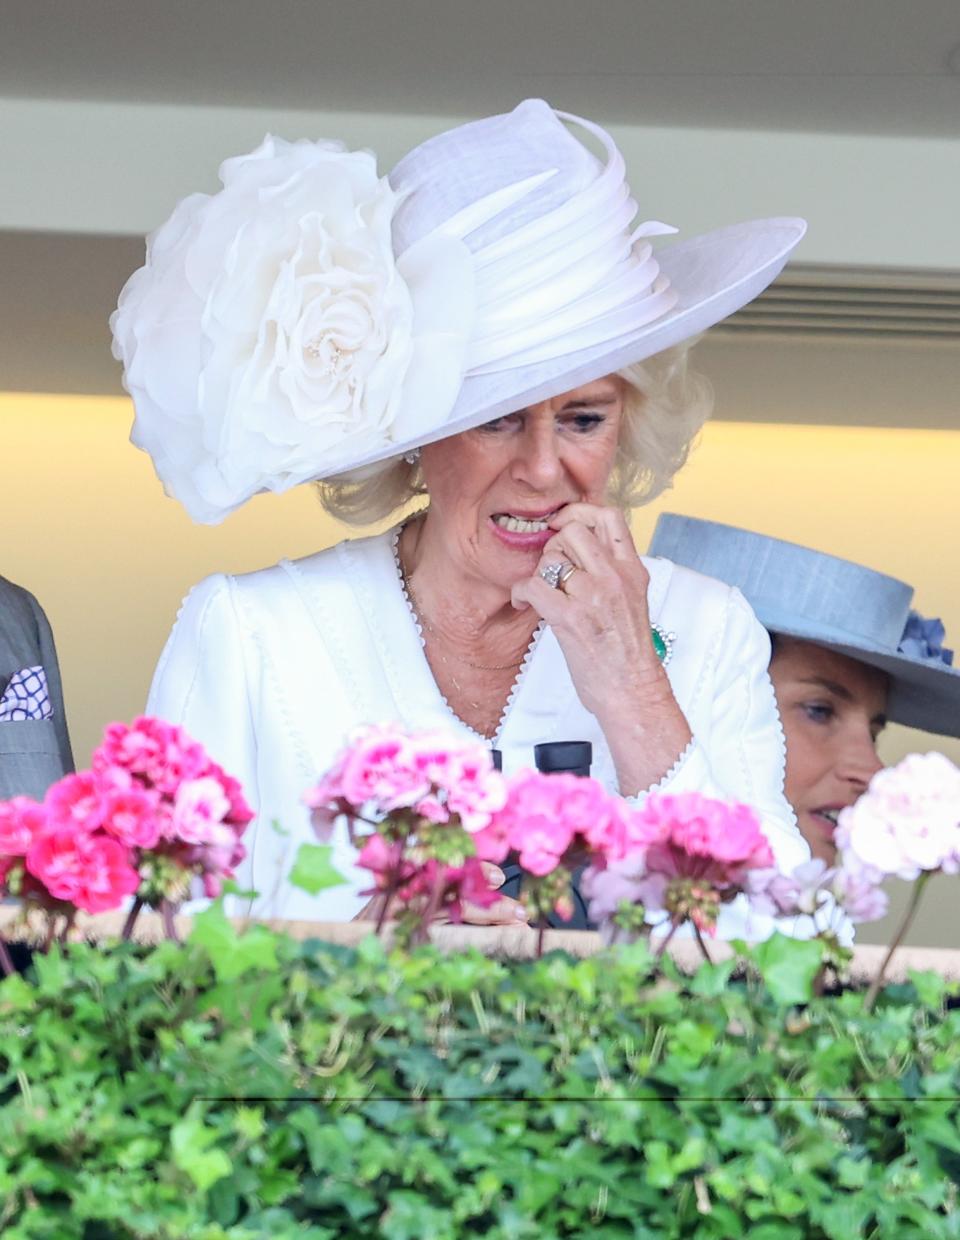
[{"xmin": 649, "ymin": 515, "xmax": 960, "ymax": 861}]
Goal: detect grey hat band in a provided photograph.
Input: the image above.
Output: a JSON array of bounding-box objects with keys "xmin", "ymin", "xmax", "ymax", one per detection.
[{"xmin": 755, "ymin": 605, "xmax": 907, "ymax": 656}]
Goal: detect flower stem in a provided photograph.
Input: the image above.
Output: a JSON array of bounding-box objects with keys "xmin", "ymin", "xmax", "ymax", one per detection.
[
  {"xmin": 415, "ymin": 869, "xmax": 447, "ymax": 946},
  {"xmin": 161, "ymin": 899, "xmax": 181, "ymax": 944},
  {"xmin": 864, "ymin": 871, "xmax": 930, "ymax": 1013},
  {"xmin": 56, "ymin": 910, "xmax": 76, "ymax": 945},
  {"xmin": 121, "ymin": 897, "xmax": 144, "ymax": 942},
  {"xmin": 0, "ymin": 938, "xmax": 15, "ymax": 978},
  {"xmin": 654, "ymin": 919, "xmax": 680, "ymax": 962},
  {"xmin": 692, "ymin": 922, "xmax": 714, "ymax": 966},
  {"xmin": 374, "ymin": 836, "xmax": 406, "ymax": 939}
]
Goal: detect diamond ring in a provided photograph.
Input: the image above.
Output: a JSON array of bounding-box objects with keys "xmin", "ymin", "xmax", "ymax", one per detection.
[{"xmin": 539, "ymin": 561, "xmax": 570, "ymax": 589}]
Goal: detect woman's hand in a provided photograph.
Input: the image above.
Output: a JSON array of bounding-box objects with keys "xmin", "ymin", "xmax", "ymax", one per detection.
[
  {"xmin": 510, "ymin": 501, "xmax": 692, "ymax": 795},
  {"xmin": 351, "ymin": 863, "xmax": 529, "ymax": 926}
]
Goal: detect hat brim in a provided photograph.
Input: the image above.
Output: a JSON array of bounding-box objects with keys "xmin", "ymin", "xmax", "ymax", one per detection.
[
  {"xmin": 318, "ymin": 216, "xmax": 806, "ymax": 479},
  {"xmin": 766, "ymin": 621, "xmax": 960, "ymax": 738}
]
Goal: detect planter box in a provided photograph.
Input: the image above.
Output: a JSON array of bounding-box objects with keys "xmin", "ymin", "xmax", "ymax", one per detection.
[{"xmin": 3, "ymin": 904, "xmax": 960, "ymax": 982}]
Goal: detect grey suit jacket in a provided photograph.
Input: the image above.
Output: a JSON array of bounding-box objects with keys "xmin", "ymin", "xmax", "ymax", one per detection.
[{"xmin": 0, "ymin": 576, "xmax": 74, "ymax": 800}]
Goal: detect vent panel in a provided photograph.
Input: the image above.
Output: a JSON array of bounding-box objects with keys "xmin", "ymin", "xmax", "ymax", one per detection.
[{"xmin": 715, "ymin": 264, "xmax": 960, "ymax": 341}]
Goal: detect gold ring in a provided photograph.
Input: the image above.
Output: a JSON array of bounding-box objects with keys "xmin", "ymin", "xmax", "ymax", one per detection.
[{"xmin": 558, "ymin": 563, "xmax": 580, "ymax": 592}]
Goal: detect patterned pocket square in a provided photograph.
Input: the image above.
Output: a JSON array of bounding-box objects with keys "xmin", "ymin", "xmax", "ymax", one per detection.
[{"xmin": 0, "ymin": 666, "xmax": 52, "ymax": 721}]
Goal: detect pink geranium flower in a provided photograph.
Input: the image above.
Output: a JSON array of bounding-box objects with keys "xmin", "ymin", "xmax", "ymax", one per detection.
[
  {"xmin": 0, "ymin": 796, "xmax": 45, "ymax": 856},
  {"xmin": 208, "ymin": 765, "xmax": 255, "ymax": 828},
  {"xmin": 94, "ymin": 717, "xmax": 209, "ymax": 798},
  {"xmin": 99, "ymin": 786, "xmax": 162, "ymax": 850},
  {"xmin": 43, "ymin": 772, "xmax": 103, "ymax": 835},
  {"xmin": 25, "ymin": 829, "xmax": 140, "ymax": 914},
  {"xmin": 632, "ymin": 793, "xmax": 775, "ymax": 869},
  {"xmin": 356, "ymin": 833, "xmax": 411, "ymax": 887},
  {"xmin": 584, "ymin": 793, "xmax": 775, "ymax": 937},
  {"xmin": 0, "ymin": 716, "xmax": 256, "ymax": 953}
]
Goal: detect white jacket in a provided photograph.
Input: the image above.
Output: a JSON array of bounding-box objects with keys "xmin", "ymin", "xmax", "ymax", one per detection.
[{"xmin": 147, "ymin": 527, "xmax": 808, "ymax": 925}]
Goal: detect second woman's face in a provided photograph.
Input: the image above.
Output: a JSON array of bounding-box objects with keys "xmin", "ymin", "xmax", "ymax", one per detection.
[
  {"xmin": 769, "ymin": 638, "xmax": 888, "ymax": 862},
  {"xmin": 418, "ymin": 376, "xmax": 626, "ymax": 591}
]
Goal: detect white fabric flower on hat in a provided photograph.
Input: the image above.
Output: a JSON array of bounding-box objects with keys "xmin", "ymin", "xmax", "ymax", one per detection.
[{"xmin": 111, "ymin": 136, "xmax": 474, "ymax": 524}]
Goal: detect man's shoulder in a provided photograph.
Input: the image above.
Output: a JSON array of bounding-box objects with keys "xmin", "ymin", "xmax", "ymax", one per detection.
[{"xmin": 0, "ymin": 575, "xmax": 39, "ymax": 622}]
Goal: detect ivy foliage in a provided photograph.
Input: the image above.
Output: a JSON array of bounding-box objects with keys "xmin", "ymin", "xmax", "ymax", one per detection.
[{"xmin": 1, "ymin": 917, "xmax": 958, "ymax": 1238}]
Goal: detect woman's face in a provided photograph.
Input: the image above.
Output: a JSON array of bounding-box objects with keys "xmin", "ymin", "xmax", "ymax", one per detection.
[
  {"xmin": 418, "ymin": 376, "xmax": 626, "ymax": 591},
  {"xmin": 769, "ymin": 637, "xmax": 888, "ymax": 862}
]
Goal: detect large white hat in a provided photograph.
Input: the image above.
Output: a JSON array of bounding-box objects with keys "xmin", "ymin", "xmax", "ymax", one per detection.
[{"xmin": 111, "ymin": 99, "xmax": 806, "ymax": 524}]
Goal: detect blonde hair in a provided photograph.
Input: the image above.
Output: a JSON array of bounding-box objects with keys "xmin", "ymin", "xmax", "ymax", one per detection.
[{"xmin": 317, "ymin": 342, "xmax": 712, "ymax": 526}]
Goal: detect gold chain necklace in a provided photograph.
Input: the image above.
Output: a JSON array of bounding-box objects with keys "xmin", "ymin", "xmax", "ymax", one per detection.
[{"xmin": 404, "ymin": 576, "xmax": 526, "ymax": 674}]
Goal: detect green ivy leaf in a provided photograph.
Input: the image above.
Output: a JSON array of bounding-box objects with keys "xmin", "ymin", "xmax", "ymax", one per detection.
[
  {"xmin": 190, "ymin": 901, "xmax": 278, "ymax": 981},
  {"xmin": 171, "ymin": 1107, "xmax": 233, "ymax": 1193},
  {"xmin": 221, "ymin": 876, "xmax": 259, "ymax": 900},
  {"xmin": 752, "ymin": 933, "xmax": 825, "ymax": 1005},
  {"xmin": 908, "ymin": 968, "xmax": 948, "ymax": 1009},
  {"xmin": 0, "ymin": 971, "xmax": 36, "ymax": 1012},
  {"xmin": 289, "ymin": 843, "xmax": 345, "ymax": 895}
]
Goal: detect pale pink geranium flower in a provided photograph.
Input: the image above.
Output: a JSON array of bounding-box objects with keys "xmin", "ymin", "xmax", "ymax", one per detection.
[
  {"xmin": 406, "ymin": 732, "xmax": 460, "ymax": 786},
  {"xmin": 836, "ymin": 751, "xmax": 960, "ymax": 880},
  {"xmin": 338, "ymin": 726, "xmax": 431, "ymax": 811},
  {"xmin": 415, "ymin": 795, "xmax": 451, "ymax": 825},
  {"xmin": 170, "ymin": 777, "xmax": 232, "ymax": 845},
  {"xmin": 580, "ymin": 860, "xmax": 647, "ymax": 923},
  {"xmin": 443, "ymin": 748, "xmax": 507, "ymax": 833},
  {"xmin": 748, "ymin": 856, "xmax": 888, "ymax": 930},
  {"xmin": 832, "ymin": 864, "xmax": 889, "ymax": 924}
]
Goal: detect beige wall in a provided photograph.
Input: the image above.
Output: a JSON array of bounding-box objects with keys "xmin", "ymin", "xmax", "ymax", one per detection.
[
  {"xmin": 3, "ymin": 387, "xmax": 957, "ymax": 945},
  {"xmin": 4, "ymin": 97, "xmax": 959, "ymax": 272}
]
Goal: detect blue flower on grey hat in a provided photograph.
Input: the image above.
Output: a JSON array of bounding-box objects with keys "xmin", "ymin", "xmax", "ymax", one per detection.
[{"xmin": 898, "ymin": 611, "xmax": 954, "ymax": 667}]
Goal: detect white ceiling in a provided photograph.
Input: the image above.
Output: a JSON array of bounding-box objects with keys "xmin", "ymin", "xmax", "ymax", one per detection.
[{"xmin": 3, "ymin": 0, "xmax": 960, "ymax": 137}]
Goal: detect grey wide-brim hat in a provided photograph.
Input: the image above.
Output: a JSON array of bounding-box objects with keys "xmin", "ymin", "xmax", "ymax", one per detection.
[{"xmin": 649, "ymin": 514, "xmax": 960, "ymax": 738}]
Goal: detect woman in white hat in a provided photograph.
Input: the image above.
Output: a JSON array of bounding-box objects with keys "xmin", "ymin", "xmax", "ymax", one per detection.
[
  {"xmin": 649, "ymin": 515, "xmax": 960, "ymax": 862},
  {"xmin": 112, "ymin": 100, "xmax": 810, "ymax": 921}
]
